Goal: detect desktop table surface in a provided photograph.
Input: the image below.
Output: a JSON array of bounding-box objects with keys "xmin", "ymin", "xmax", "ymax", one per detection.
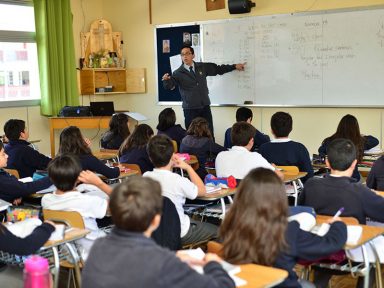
[
  {"xmin": 44, "ymin": 228, "xmax": 89, "ymax": 248},
  {"xmin": 237, "ymin": 263, "xmax": 288, "ymax": 288}
]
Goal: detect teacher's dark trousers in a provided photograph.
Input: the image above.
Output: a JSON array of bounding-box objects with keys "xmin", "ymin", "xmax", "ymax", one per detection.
[{"xmin": 183, "ymin": 105, "xmax": 214, "ymax": 136}]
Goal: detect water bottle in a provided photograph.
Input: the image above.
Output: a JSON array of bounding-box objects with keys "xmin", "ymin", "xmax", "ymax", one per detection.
[{"xmin": 24, "ymin": 256, "xmax": 50, "ymax": 288}]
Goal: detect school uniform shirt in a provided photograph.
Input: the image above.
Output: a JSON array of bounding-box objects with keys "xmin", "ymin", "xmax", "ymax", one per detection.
[
  {"xmin": 299, "ymin": 174, "xmax": 384, "ymax": 224},
  {"xmin": 0, "ymin": 169, "xmax": 52, "ymax": 202},
  {"xmin": 259, "ymin": 139, "xmax": 314, "ymax": 182},
  {"xmin": 143, "ymin": 169, "xmax": 198, "ymax": 237},
  {"xmin": 82, "ymin": 229, "xmax": 235, "ymax": 288},
  {"xmin": 274, "ymin": 220, "xmax": 347, "ymax": 288},
  {"xmin": 79, "ymin": 154, "xmax": 120, "ymax": 179},
  {"xmin": 223, "ymin": 127, "xmax": 270, "ymax": 151},
  {"xmin": 5, "ymin": 139, "xmax": 51, "ymax": 178},
  {"xmin": 215, "ymin": 146, "xmax": 274, "ymax": 180},
  {"xmin": 119, "ymin": 146, "xmax": 154, "ymax": 174},
  {"xmin": 157, "ymin": 124, "xmax": 187, "ymax": 149},
  {"xmin": 100, "ymin": 132, "xmax": 125, "ymax": 150},
  {"xmin": 366, "ymin": 155, "xmax": 384, "ymax": 191}
]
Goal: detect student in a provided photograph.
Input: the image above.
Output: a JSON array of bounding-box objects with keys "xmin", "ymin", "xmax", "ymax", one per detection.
[
  {"xmin": 42, "ymin": 154, "xmax": 112, "ymax": 260},
  {"xmin": 156, "ymin": 107, "xmax": 186, "ymax": 149},
  {"xmin": 259, "ymin": 111, "xmax": 314, "ymax": 182},
  {"xmin": 366, "ymin": 155, "xmax": 384, "ymax": 190},
  {"xmin": 82, "ymin": 176, "xmax": 235, "ymax": 288},
  {"xmin": 58, "ymin": 126, "xmax": 120, "ymax": 179},
  {"xmin": 144, "ymin": 135, "xmax": 217, "ymax": 246},
  {"xmin": 100, "ymin": 113, "xmax": 130, "ymax": 150},
  {"xmin": 224, "ymin": 107, "xmax": 270, "ymax": 150},
  {"xmin": 179, "ymin": 117, "xmax": 226, "ymax": 179},
  {"xmin": 318, "ymin": 114, "xmax": 378, "ymax": 181},
  {"xmin": 0, "ymin": 140, "xmax": 52, "ymax": 203},
  {"xmin": 220, "ymin": 168, "xmax": 347, "ymax": 288},
  {"xmin": 119, "ymin": 124, "xmax": 154, "ymax": 174},
  {"xmin": 4, "ymin": 119, "xmax": 51, "ymax": 178},
  {"xmin": 215, "ymin": 122, "xmax": 282, "ymax": 180}
]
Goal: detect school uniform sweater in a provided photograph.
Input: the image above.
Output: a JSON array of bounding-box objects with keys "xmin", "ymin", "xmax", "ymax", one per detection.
[
  {"xmin": 157, "ymin": 124, "xmax": 187, "ymax": 149},
  {"xmin": 78, "ymin": 155, "xmax": 120, "ymax": 179},
  {"xmin": 100, "ymin": 132, "xmax": 125, "ymax": 150},
  {"xmin": 259, "ymin": 139, "xmax": 314, "ymax": 182},
  {"xmin": 0, "ymin": 169, "xmax": 52, "ymax": 202},
  {"xmin": 366, "ymin": 155, "xmax": 384, "ymax": 191},
  {"xmin": 299, "ymin": 174, "xmax": 384, "ymax": 224},
  {"xmin": 119, "ymin": 147, "xmax": 154, "ymax": 174},
  {"xmin": 224, "ymin": 127, "xmax": 270, "ymax": 151},
  {"xmin": 82, "ymin": 229, "xmax": 235, "ymax": 288},
  {"xmin": 5, "ymin": 140, "xmax": 51, "ymax": 178}
]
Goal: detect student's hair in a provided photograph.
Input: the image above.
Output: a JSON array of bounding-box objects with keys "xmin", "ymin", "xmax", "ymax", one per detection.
[
  {"xmin": 327, "ymin": 138, "xmax": 357, "ymax": 171},
  {"xmin": 181, "ymin": 45, "xmax": 194, "ymax": 55},
  {"xmin": 119, "ymin": 124, "xmax": 154, "ymax": 156},
  {"xmin": 58, "ymin": 126, "xmax": 92, "ymax": 156},
  {"xmin": 231, "ymin": 122, "xmax": 256, "ymax": 146},
  {"xmin": 48, "ymin": 154, "xmax": 82, "ymax": 192},
  {"xmin": 110, "ymin": 175, "xmax": 163, "ymax": 232},
  {"xmin": 108, "ymin": 113, "xmax": 130, "ymax": 139},
  {"xmin": 236, "ymin": 107, "xmax": 253, "ymax": 122},
  {"xmin": 271, "ymin": 111, "xmax": 293, "ymax": 138},
  {"xmin": 156, "ymin": 108, "xmax": 176, "ymax": 131},
  {"xmin": 0, "ymin": 140, "xmax": 3, "ymax": 150},
  {"xmin": 4, "ymin": 119, "xmax": 26, "ymax": 141},
  {"xmin": 147, "ymin": 135, "xmax": 174, "ymax": 168},
  {"xmin": 186, "ymin": 117, "xmax": 212, "ymax": 138},
  {"xmin": 324, "ymin": 114, "xmax": 364, "ymax": 162},
  {"xmin": 220, "ymin": 168, "xmax": 288, "ymax": 266}
]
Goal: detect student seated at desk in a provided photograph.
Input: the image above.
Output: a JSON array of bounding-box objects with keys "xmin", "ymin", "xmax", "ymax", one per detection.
[
  {"xmin": 300, "ymin": 138, "xmax": 384, "ymax": 287},
  {"xmin": 0, "ymin": 140, "xmax": 52, "ymax": 203},
  {"xmin": 259, "ymin": 112, "xmax": 313, "ymax": 183},
  {"xmin": 224, "ymin": 107, "xmax": 270, "ymax": 151},
  {"xmin": 42, "ymin": 154, "xmax": 112, "ymax": 260},
  {"xmin": 215, "ymin": 122, "xmax": 282, "ymax": 180},
  {"xmin": 119, "ymin": 124, "xmax": 154, "ymax": 174},
  {"xmin": 180, "ymin": 117, "xmax": 226, "ymax": 179},
  {"xmin": 156, "ymin": 107, "xmax": 186, "ymax": 150},
  {"xmin": 59, "ymin": 126, "xmax": 120, "ymax": 179},
  {"xmin": 366, "ymin": 155, "xmax": 384, "ymax": 191},
  {"xmin": 4, "ymin": 119, "xmax": 51, "ymax": 178},
  {"xmin": 220, "ymin": 168, "xmax": 347, "ymax": 288},
  {"xmin": 318, "ymin": 114, "xmax": 379, "ymax": 182},
  {"xmin": 100, "ymin": 113, "xmax": 130, "ymax": 150},
  {"xmin": 144, "ymin": 135, "xmax": 217, "ymax": 246},
  {"xmin": 0, "ymin": 221, "xmax": 55, "ymax": 286},
  {"xmin": 82, "ymin": 176, "xmax": 235, "ymax": 288}
]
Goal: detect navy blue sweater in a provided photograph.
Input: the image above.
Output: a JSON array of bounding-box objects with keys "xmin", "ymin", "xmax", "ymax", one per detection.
[
  {"xmin": 157, "ymin": 124, "xmax": 187, "ymax": 150},
  {"xmin": 100, "ymin": 132, "xmax": 125, "ymax": 150},
  {"xmin": 79, "ymin": 155, "xmax": 120, "ymax": 179},
  {"xmin": 119, "ymin": 147, "xmax": 154, "ymax": 174},
  {"xmin": 5, "ymin": 140, "xmax": 51, "ymax": 178},
  {"xmin": 224, "ymin": 127, "xmax": 270, "ymax": 151},
  {"xmin": 259, "ymin": 140, "xmax": 314, "ymax": 182},
  {"xmin": 366, "ymin": 155, "xmax": 384, "ymax": 191},
  {"xmin": 0, "ymin": 169, "xmax": 52, "ymax": 202}
]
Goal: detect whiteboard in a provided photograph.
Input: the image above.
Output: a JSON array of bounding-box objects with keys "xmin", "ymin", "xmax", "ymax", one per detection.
[{"xmin": 201, "ymin": 8, "xmax": 384, "ymax": 106}]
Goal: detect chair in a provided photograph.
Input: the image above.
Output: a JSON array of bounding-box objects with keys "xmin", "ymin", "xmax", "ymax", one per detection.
[
  {"xmin": 4, "ymin": 168, "xmax": 20, "ymax": 179},
  {"xmin": 171, "ymin": 140, "xmax": 178, "ymax": 153},
  {"xmin": 43, "ymin": 210, "xmax": 84, "ymax": 288},
  {"xmin": 277, "ymin": 165, "xmax": 304, "ymax": 206},
  {"xmin": 207, "ymin": 241, "xmax": 223, "ymax": 256}
]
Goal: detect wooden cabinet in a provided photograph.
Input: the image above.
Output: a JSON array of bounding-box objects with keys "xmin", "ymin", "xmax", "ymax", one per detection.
[{"xmin": 80, "ymin": 68, "xmax": 127, "ymax": 95}]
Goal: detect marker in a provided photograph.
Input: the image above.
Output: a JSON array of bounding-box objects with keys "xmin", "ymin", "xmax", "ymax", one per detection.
[{"xmin": 333, "ymin": 207, "xmax": 344, "ymax": 219}]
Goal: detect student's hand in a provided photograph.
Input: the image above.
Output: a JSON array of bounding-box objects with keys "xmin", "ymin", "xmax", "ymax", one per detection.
[
  {"xmin": 176, "ymin": 251, "xmax": 205, "ymax": 266},
  {"xmin": 235, "ymin": 62, "xmax": 246, "ymax": 71},
  {"xmin": 204, "ymin": 253, "xmax": 223, "ymax": 264},
  {"xmin": 327, "ymin": 217, "xmax": 342, "ymax": 224},
  {"xmin": 12, "ymin": 198, "xmax": 22, "ymax": 206},
  {"xmin": 83, "ymin": 137, "xmax": 92, "ymax": 147},
  {"xmin": 274, "ymin": 168, "xmax": 284, "ymax": 180},
  {"xmin": 78, "ymin": 170, "xmax": 103, "ymax": 186},
  {"xmin": 172, "ymin": 154, "xmax": 190, "ymax": 170},
  {"xmin": 162, "ymin": 73, "xmax": 171, "ymax": 81}
]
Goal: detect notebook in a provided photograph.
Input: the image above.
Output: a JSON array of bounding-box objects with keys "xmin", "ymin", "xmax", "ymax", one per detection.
[{"xmin": 90, "ymin": 101, "xmax": 115, "ymax": 116}]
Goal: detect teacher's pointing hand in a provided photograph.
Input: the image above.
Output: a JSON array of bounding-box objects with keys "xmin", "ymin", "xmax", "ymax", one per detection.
[{"xmin": 235, "ymin": 63, "xmax": 246, "ymax": 71}]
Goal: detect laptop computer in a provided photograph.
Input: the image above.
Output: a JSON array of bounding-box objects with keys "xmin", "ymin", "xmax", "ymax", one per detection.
[{"xmin": 90, "ymin": 101, "xmax": 115, "ymax": 116}]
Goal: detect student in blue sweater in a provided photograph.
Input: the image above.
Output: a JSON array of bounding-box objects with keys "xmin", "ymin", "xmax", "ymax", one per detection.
[
  {"xmin": 259, "ymin": 111, "xmax": 313, "ymax": 182},
  {"xmin": 4, "ymin": 119, "xmax": 51, "ymax": 178},
  {"xmin": 100, "ymin": 113, "xmax": 130, "ymax": 150},
  {"xmin": 220, "ymin": 168, "xmax": 347, "ymax": 288},
  {"xmin": 58, "ymin": 126, "xmax": 120, "ymax": 179},
  {"xmin": 224, "ymin": 107, "xmax": 270, "ymax": 151},
  {"xmin": 156, "ymin": 108, "xmax": 186, "ymax": 150}
]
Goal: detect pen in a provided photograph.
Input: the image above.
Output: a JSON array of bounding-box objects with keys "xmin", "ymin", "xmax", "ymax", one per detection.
[{"xmin": 333, "ymin": 207, "xmax": 344, "ymax": 219}]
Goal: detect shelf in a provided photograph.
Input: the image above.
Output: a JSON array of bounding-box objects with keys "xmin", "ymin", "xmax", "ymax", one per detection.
[{"xmin": 80, "ymin": 69, "xmax": 127, "ymax": 94}]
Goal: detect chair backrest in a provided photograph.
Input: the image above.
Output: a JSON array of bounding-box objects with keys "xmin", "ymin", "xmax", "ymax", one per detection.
[
  {"xmin": 152, "ymin": 197, "xmax": 181, "ymax": 251},
  {"xmin": 4, "ymin": 168, "xmax": 20, "ymax": 179},
  {"xmin": 43, "ymin": 209, "xmax": 85, "ymax": 229},
  {"xmin": 207, "ymin": 241, "xmax": 224, "ymax": 257},
  {"xmin": 121, "ymin": 163, "xmax": 142, "ymax": 175},
  {"xmin": 171, "ymin": 140, "xmax": 178, "ymax": 153},
  {"xmin": 276, "ymin": 165, "xmax": 299, "ymax": 175}
]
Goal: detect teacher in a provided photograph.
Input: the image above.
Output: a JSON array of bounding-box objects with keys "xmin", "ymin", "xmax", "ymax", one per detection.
[{"xmin": 162, "ymin": 45, "xmax": 246, "ymax": 136}]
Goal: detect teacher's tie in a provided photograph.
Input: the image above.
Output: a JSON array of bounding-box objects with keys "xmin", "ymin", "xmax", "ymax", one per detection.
[{"xmin": 189, "ymin": 66, "xmax": 196, "ymax": 77}]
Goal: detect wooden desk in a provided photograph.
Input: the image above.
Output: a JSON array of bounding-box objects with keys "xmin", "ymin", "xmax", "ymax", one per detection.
[
  {"xmin": 93, "ymin": 149, "xmax": 119, "ymax": 161},
  {"xmin": 48, "ymin": 116, "xmax": 111, "ymax": 157},
  {"xmin": 236, "ymin": 264, "xmax": 288, "ymax": 288},
  {"xmin": 283, "ymin": 172, "xmax": 307, "ymax": 183}
]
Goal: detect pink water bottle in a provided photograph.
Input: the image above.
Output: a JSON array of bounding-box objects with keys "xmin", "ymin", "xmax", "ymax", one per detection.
[{"xmin": 24, "ymin": 256, "xmax": 50, "ymax": 288}]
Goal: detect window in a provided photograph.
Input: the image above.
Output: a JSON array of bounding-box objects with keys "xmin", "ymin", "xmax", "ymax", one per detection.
[{"xmin": 0, "ymin": 2, "xmax": 40, "ymax": 104}]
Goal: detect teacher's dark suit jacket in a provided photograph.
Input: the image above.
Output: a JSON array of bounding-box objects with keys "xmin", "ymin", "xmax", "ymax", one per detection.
[{"xmin": 163, "ymin": 62, "xmax": 236, "ymax": 109}]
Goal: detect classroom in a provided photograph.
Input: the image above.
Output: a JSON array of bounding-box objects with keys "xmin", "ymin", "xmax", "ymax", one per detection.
[{"xmin": 1, "ymin": 0, "xmax": 384, "ymax": 287}]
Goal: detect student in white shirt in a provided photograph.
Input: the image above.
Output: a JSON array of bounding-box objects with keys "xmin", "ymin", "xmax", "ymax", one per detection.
[
  {"xmin": 215, "ymin": 122, "xmax": 283, "ymax": 180},
  {"xmin": 42, "ymin": 154, "xmax": 112, "ymax": 259},
  {"xmin": 144, "ymin": 135, "xmax": 217, "ymax": 246}
]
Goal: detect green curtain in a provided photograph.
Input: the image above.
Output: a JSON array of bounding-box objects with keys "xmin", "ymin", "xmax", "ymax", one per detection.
[{"xmin": 34, "ymin": 0, "xmax": 79, "ymax": 116}]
